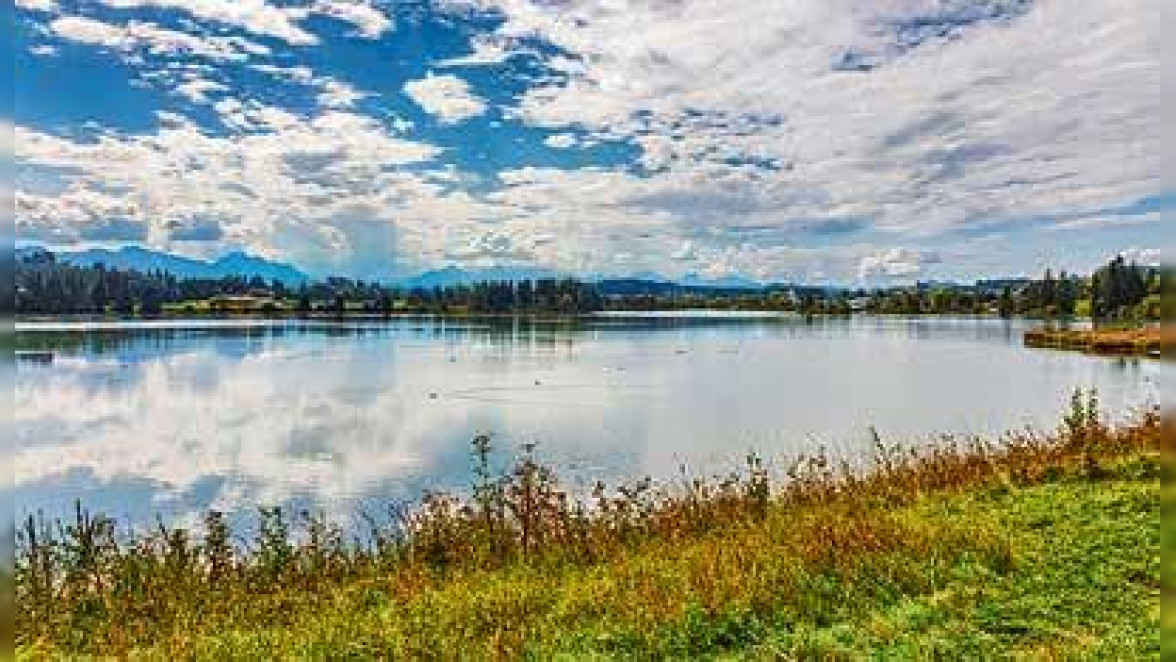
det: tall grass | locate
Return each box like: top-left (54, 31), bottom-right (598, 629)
top-left (1024, 325), bottom-right (1167, 356)
top-left (15, 391), bottom-right (1161, 657)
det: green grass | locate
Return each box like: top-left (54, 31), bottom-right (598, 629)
top-left (734, 460), bottom-right (1159, 660)
top-left (141, 459), bottom-right (1156, 661)
top-left (16, 395), bottom-right (1161, 660)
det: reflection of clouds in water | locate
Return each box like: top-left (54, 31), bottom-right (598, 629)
top-left (13, 317), bottom-right (1169, 528)
top-left (18, 356), bottom-right (445, 516)
top-left (14, 329), bottom-right (645, 523)
top-left (446, 383), bottom-right (658, 408)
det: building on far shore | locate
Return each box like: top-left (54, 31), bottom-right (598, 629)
top-left (208, 292), bottom-right (289, 314)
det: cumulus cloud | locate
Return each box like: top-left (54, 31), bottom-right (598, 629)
top-left (404, 74), bottom-right (488, 124)
top-left (543, 133), bottom-right (579, 149)
top-left (671, 241), bottom-right (696, 261)
top-left (1047, 210), bottom-right (1164, 232)
top-left (1118, 247), bottom-right (1162, 267)
top-left (446, 232), bottom-right (537, 264)
top-left (90, 0), bottom-right (392, 45)
top-left (444, 0), bottom-right (1160, 241)
top-left (49, 16), bottom-right (271, 62)
top-left (165, 215), bottom-right (226, 242)
top-left (96, 0), bottom-right (319, 45)
top-left (15, 0), bottom-right (1166, 282)
top-left (250, 64), bottom-right (318, 85)
top-left (17, 188), bottom-right (147, 243)
top-left (436, 35), bottom-right (514, 67)
top-left (249, 64), bottom-right (370, 111)
top-left (317, 80), bottom-right (367, 109)
top-left (856, 248), bottom-right (940, 282)
top-left (15, 0), bottom-right (58, 12)
top-left (15, 111), bottom-right (443, 272)
top-left (174, 79), bottom-right (229, 104)
top-left (312, 0), bottom-right (393, 39)
top-left (79, 217), bottom-right (150, 242)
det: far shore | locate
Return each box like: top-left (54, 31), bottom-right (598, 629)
top-left (1024, 325), bottom-right (1167, 357)
top-left (12, 309), bottom-right (1112, 325)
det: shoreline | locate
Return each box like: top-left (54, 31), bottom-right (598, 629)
top-left (1024, 325), bottom-right (1167, 357)
top-left (15, 399), bottom-right (1162, 658)
top-left (12, 309), bottom-right (1113, 327)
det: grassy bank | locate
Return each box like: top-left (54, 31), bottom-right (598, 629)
top-left (16, 393), bottom-right (1161, 659)
top-left (1024, 325), bottom-right (1167, 357)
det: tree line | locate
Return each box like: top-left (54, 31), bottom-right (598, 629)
top-left (606, 256), bottom-right (1161, 321)
top-left (15, 248), bottom-right (1162, 321)
top-left (15, 250), bottom-right (604, 316)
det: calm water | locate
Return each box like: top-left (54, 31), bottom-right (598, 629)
top-left (10, 314), bottom-right (1167, 529)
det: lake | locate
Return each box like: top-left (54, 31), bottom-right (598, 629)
top-left (10, 314), bottom-right (1167, 530)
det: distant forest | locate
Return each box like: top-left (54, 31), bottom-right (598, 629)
top-left (14, 248), bottom-right (1164, 321)
top-left (15, 248), bottom-right (604, 316)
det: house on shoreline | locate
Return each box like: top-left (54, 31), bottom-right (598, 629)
top-left (208, 291), bottom-right (290, 314)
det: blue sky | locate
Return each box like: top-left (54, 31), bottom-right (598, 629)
top-left (6, 0), bottom-right (1168, 283)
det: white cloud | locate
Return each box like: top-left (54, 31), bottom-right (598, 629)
top-left (16, 188), bottom-right (147, 243)
top-left (312, 0), bottom-right (393, 39)
top-left (404, 74), bottom-right (488, 124)
top-left (15, 0), bottom-right (58, 12)
top-left (97, 0), bottom-right (318, 45)
top-left (250, 64), bottom-right (318, 85)
top-left (856, 248), bottom-right (937, 282)
top-left (1047, 210), bottom-right (1163, 232)
top-left (250, 64), bottom-right (370, 111)
top-left (15, 111), bottom-right (444, 274)
top-left (671, 241), bottom-right (696, 261)
top-left (447, 232), bottom-right (537, 264)
top-left (174, 79), bottom-right (229, 104)
top-left (1119, 247), bottom-right (1162, 267)
top-left (49, 16), bottom-right (271, 62)
top-left (16, 1), bottom-right (1166, 282)
top-left (48, 16), bottom-right (126, 45)
top-left (436, 35), bottom-right (514, 66)
top-left (317, 80), bottom-right (367, 109)
top-left (94, 0), bottom-right (392, 45)
top-left (13, 352), bottom-right (467, 518)
top-left (543, 133), bottom-right (579, 149)
top-left (444, 0), bottom-right (1161, 244)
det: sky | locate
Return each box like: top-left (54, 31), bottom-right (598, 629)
top-left (5, 0), bottom-right (1169, 284)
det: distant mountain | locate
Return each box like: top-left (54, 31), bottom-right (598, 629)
top-left (974, 277), bottom-right (1033, 294)
top-left (15, 245), bottom-right (54, 265)
top-left (51, 246), bottom-right (309, 285)
top-left (596, 278), bottom-right (778, 297)
top-left (678, 273), bottom-right (766, 289)
top-left (595, 278), bottom-right (693, 297)
top-left (397, 265), bottom-right (563, 289)
top-left (398, 267), bottom-right (781, 293)
top-left (209, 251), bottom-right (308, 285)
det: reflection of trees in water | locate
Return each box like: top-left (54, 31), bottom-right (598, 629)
top-left (14, 315), bottom-right (819, 361)
top-left (18, 324), bottom-right (318, 358)
top-left (14, 314), bottom-right (1094, 379)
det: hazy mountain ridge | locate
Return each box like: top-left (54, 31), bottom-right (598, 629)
top-left (17, 245), bottom-right (1008, 293)
top-left (19, 245), bottom-right (784, 291)
top-left (30, 246), bottom-right (310, 285)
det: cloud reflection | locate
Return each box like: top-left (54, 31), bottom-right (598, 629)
top-left (13, 317), bottom-right (1166, 528)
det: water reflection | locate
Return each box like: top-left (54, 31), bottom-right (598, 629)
top-left (12, 315), bottom-right (1166, 530)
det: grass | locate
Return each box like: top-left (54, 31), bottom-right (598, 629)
top-left (15, 391), bottom-right (1162, 660)
top-left (1024, 325), bottom-right (1168, 357)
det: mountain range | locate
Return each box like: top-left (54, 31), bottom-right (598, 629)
top-left (34, 246), bottom-right (310, 286)
top-left (398, 265), bottom-right (563, 289)
top-left (17, 245), bottom-right (811, 292)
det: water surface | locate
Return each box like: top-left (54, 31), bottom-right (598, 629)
top-left (12, 314), bottom-right (1165, 528)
